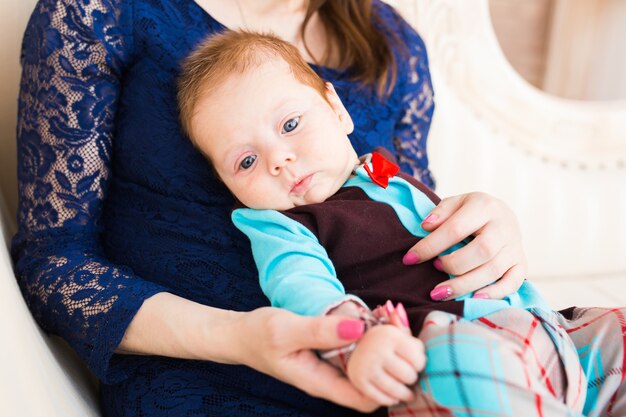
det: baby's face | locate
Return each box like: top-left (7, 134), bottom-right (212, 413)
top-left (191, 59), bottom-right (359, 210)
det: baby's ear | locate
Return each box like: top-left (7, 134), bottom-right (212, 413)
top-left (325, 82), bottom-right (354, 134)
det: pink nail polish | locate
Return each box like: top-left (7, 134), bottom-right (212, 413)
top-left (430, 286), bottom-right (452, 301)
top-left (395, 302), bottom-right (410, 327)
top-left (402, 252), bottom-right (420, 265)
top-left (422, 214), bottom-right (439, 224)
top-left (385, 300), bottom-right (395, 316)
top-left (473, 293), bottom-right (490, 299)
top-left (433, 259), bottom-right (444, 271)
top-left (337, 319), bottom-right (365, 340)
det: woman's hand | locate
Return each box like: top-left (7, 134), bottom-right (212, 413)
top-left (227, 307), bottom-right (380, 413)
top-left (403, 192), bottom-right (527, 300)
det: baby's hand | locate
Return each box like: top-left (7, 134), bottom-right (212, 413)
top-left (347, 324), bottom-right (425, 406)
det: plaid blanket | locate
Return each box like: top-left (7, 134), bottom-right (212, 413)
top-left (323, 307), bottom-right (626, 417)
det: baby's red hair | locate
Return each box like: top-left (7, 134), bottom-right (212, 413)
top-left (178, 30), bottom-right (328, 146)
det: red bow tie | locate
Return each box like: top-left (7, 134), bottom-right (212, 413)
top-left (363, 151), bottom-right (399, 188)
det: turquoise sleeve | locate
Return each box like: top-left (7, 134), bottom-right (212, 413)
top-left (232, 208), bottom-right (349, 316)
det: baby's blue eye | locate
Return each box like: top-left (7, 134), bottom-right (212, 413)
top-left (239, 155), bottom-right (257, 170)
top-left (282, 117), bottom-right (300, 133)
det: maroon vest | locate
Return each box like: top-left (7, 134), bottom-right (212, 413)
top-left (281, 172), bottom-right (464, 334)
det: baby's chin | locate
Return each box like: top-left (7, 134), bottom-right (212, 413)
top-left (291, 184), bottom-right (341, 208)
top-left (242, 184), bottom-right (340, 210)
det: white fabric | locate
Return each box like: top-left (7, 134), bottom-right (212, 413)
top-left (0, 193), bottom-right (99, 416)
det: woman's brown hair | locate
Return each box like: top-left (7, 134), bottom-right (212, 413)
top-left (303, 0), bottom-right (402, 97)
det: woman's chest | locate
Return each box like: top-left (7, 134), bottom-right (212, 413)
top-left (113, 0), bottom-right (401, 198)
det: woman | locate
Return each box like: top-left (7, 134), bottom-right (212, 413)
top-left (13, 0), bottom-right (527, 415)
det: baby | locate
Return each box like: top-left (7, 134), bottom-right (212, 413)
top-left (177, 31), bottom-right (585, 415)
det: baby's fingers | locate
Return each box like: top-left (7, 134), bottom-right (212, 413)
top-left (384, 356), bottom-right (418, 386)
top-left (371, 372), bottom-right (415, 404)
top-left (356, 376), bottom-right (403, 406)
top-left (396, 337), bottom-right (426, 372)
top-left (390, 303), bottom-right (411, 334)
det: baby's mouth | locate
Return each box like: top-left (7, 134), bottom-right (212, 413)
top-left (290, 173), bottom-right (314, 195)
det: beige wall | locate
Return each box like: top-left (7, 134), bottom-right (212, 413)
top-left (0, 0), bottom-right (37, 224)
top-left (490, 0), bottom-right (626, 101)
top-left (543, 0), bottom-right (626, 100)
top-left (489, 0), bottom-right (553, 90)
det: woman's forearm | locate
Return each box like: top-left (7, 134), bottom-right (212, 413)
top-left (116, 292), bottom-right (243, 364)
top-left (118, 292), bottom-right (378, 411)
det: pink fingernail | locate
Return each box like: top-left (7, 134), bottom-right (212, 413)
top-left (402, 252), bottom-right (420, 265)
top-left (430, 286), bottom-right (452, 301)
top-left (473, 293), bottom-right (490, 299)
top-left (385, 300), bottom-right (395, 316)
top-left (337, 319), bottom-right (365, 340)
top-left (422, 214), bottom-right (439, 224)
top-left (396, 302), bottom-right (410, 327)
top-left (433, 259), bottom-right (444, 271)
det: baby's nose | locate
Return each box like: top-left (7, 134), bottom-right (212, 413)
top-left (269, 150), bottom-right (296, 174)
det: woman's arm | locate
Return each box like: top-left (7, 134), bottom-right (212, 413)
top-left (12, 0), bottom-right (171, 382)
top-left (385, 6), bottom-right (436, 189)
top-left (120, 292), bottom-right (378, 412)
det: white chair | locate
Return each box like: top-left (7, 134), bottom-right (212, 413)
top-left (1, 0), bottom-right (625, 415)
top-left (0, 193), bottom-right (99, 416)
top-left (390, 0), bottom-right (626, 308)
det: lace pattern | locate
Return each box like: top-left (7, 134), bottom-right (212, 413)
top-left (19, 0), bottom-right (123, 232)
top-left (393, 27), bottom-right (436, 189)
top-left (13, 0), bottom-right (165, 381)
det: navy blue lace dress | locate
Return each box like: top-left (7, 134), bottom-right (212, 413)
top-left (12, 0), bottom-right (434, 415)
